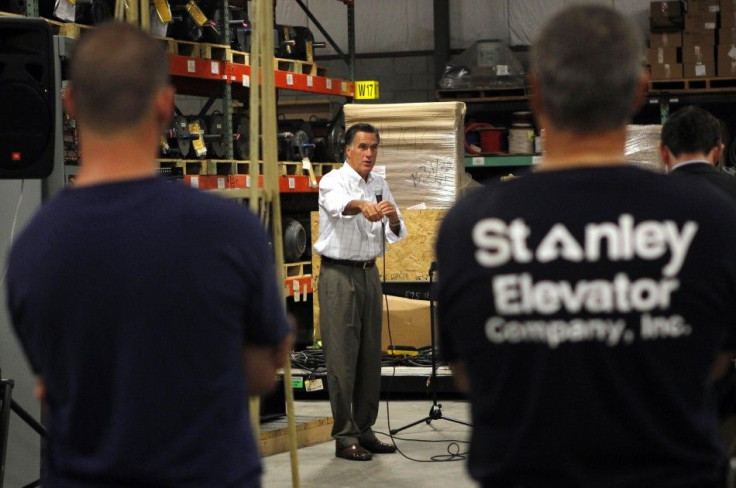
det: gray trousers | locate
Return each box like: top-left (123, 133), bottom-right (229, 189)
top-left (318, 262), bottom-right (383, 447)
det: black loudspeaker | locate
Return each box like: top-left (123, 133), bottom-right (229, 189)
top-left (0, 17), bottom-right (55, 179)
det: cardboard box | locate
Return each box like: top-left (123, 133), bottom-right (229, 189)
top-left (681, 43), bottom-right (715, 63)
top-left (689, 0), bottom-right (721, 13)
top-left (650, 31), bottom-right (683, 47)
top-left (718, 44), bottom-right (736, 76)
top-left (723, 10), bottom-right (736, 27)
top-left (650, 1), bottom-right (686, 31)
top-left (723, 0), bottom-right (736, 12)
top-left (650, 62), bottom-right (683, 79)
top-left (650, 1), bottom-right (686, 18)
top-left (720, 27), bottom-right (736, 44)
top-left (381, 296), bottom-right (432, 352)
top-left (683, 29), bottom-right (717, 46)
top-left (684, 12), bottom-right (718, 30)
top-left (684, 61), bottom-right (716, 77)
top-left (646, 46), bottom-right (679, 64)
top-left (718, 57), bottom-right (736, 76)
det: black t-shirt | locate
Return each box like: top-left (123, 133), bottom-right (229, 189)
top-left (6, 177), bottom-right (289, 487)
top-left (436, 165), bottom-right (736, 487)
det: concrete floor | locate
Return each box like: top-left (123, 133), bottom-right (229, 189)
top-left (261, 398), bottom-right (477, 488)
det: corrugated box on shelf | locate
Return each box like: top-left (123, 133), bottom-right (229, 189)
top-left (650, 1), bottom-right (686, 31)
top-left (380, 296), bottom-right (432, 352)
top-left (719, 27), bottom-right (736, 44)
top-left (646, 46), bottom-right (679, 64)
top-left (681, 43), bottom-right (715, 63)
top-left (723, 10), bottom-right (736, 27)
top-left (718, 44), bottom-right (736, 76)
top-left (684, 61), bottom-right (716, 77)
top-left (684, 11), bottom-right (718, 30)
top-left (650, 31), bottom-right (683, 47)
top-left (683, 29), bottom-right (717, 46)
top-left (689, 0), bottom-right (721, 13)
top-left (650, 62), bottom-right (683, 79)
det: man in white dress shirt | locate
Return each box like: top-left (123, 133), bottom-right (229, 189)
top-left (314, 122), bottom-right (407, 461)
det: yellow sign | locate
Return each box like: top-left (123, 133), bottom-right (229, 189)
top-left (355, 81), bottom-right (380, 100)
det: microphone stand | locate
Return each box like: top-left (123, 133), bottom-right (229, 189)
top-left (389, 261), bottom-right (471, 435)
top-left (0, 369), bottom-right (46, 488)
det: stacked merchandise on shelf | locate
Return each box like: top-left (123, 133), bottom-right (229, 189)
top-left (647, 0), bottom-right (736, 80)
top-left (720, 0), bottom-right (736, 75)
top-left (344, 102), bottom-right (472, 209)
top-left (626, 125), bottom-right (665, 172)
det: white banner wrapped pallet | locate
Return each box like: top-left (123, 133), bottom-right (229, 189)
top-left (344, 102), bottom-right (470, 208)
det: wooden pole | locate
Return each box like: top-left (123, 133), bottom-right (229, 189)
top-left (253, 1), bottom-right (300, 487)
top-left (258, 1), bottom-right (300, 487)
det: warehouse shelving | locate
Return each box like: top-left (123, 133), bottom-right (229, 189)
top-left (441, 80), bottom-right (736, 176)
top-left (30, 12), bottom-right (354, 310)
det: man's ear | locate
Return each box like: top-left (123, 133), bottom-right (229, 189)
top-left (631, 71), bottom-right (650, 117)
top-left (62, 84), bottom-right (76, 117)
top-left (155, 85), bottom-right (175, 131)
top-left (528, 73), bottom-right (545, 129)
top-left (711, 142), bottom-right (725, 166)
top-left (659, 142), bottom-right (673, 171)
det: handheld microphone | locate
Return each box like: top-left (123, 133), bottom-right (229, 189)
top-left (374, 187), bottom-right (383, 203)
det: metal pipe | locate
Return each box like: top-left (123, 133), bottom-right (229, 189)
top-left (293, 0), bottom-right (350, 67)
top-left (433, 0), bottom-right (450, 89)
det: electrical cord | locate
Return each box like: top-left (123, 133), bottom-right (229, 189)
top-left (377, 201), bottom-right (472, 464)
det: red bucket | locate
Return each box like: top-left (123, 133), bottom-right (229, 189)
top-left (479, 127), bottom-right (504, 153)
top-left (465, 122), bottom-right (504, 154)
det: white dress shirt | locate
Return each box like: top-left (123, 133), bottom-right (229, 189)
top-left (314, 162), bottom-right (407, 260)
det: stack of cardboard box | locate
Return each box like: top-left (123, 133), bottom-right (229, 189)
top-left (647, 0), bottom-right (736, 80)
top-left (719, 0), bottom-right (736, 76)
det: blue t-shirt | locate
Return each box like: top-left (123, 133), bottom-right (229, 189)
top-left (436, 165), bottom-right (736, 487)
top-left (6, 176), bottom-right (289, 487)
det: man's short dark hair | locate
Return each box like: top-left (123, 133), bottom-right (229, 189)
top-left (345, 123), bottom-right (380, 147)
top-left (530, 5), bottom-right (644, 133)
top-left (69, 22), bottom-right (170, 132)
top-left (661, 105), bottom-right (722, 157)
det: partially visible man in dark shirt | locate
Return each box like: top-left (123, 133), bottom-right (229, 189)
top-left (5, 22), bottom-right (292, 487)
top-left (661, 104), bottom-right (736, 424)
top-left (660, 105), bottom-right (736, 198)
top-left (436, 6), bottom-right (736, 488)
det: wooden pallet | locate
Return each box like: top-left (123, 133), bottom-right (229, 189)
top-left (260, 415), bottom-right (333, 456)
top-left (280, 161), bottom-right (337, 176)
top-left (284, 261), bottom-right (312, 278)
top-left (274, 57), bottom-right (327, 77)
top-left (649, 76), bottom-right (736, 92)
top-left (227, 49), bottom-right (249, 65)
top-left (0, 10), bottom-right (24, 17)
top-left (154, 37), bottom-right (230, 61)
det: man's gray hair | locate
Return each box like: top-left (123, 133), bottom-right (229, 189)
top-left (530, 5), bottom-right (644, 133)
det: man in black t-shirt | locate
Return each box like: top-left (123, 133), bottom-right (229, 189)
top-left (436, 5), bottom-right (736, 488)
top-left (6, 23), bottom-right (292, 487)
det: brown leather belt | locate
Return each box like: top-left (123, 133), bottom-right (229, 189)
top-left (321, 255), bottom-right (375, 269)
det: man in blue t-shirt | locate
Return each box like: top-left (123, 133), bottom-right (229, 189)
top-left (5, 22), bottom-right (292, 487)
top-left (437, 6), bottom-right (736, 488)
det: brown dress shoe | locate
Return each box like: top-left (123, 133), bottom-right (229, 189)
top-left (335, 443), bottom-right (373, 461)
top-left (359, 438), bottom-right (397, 454)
